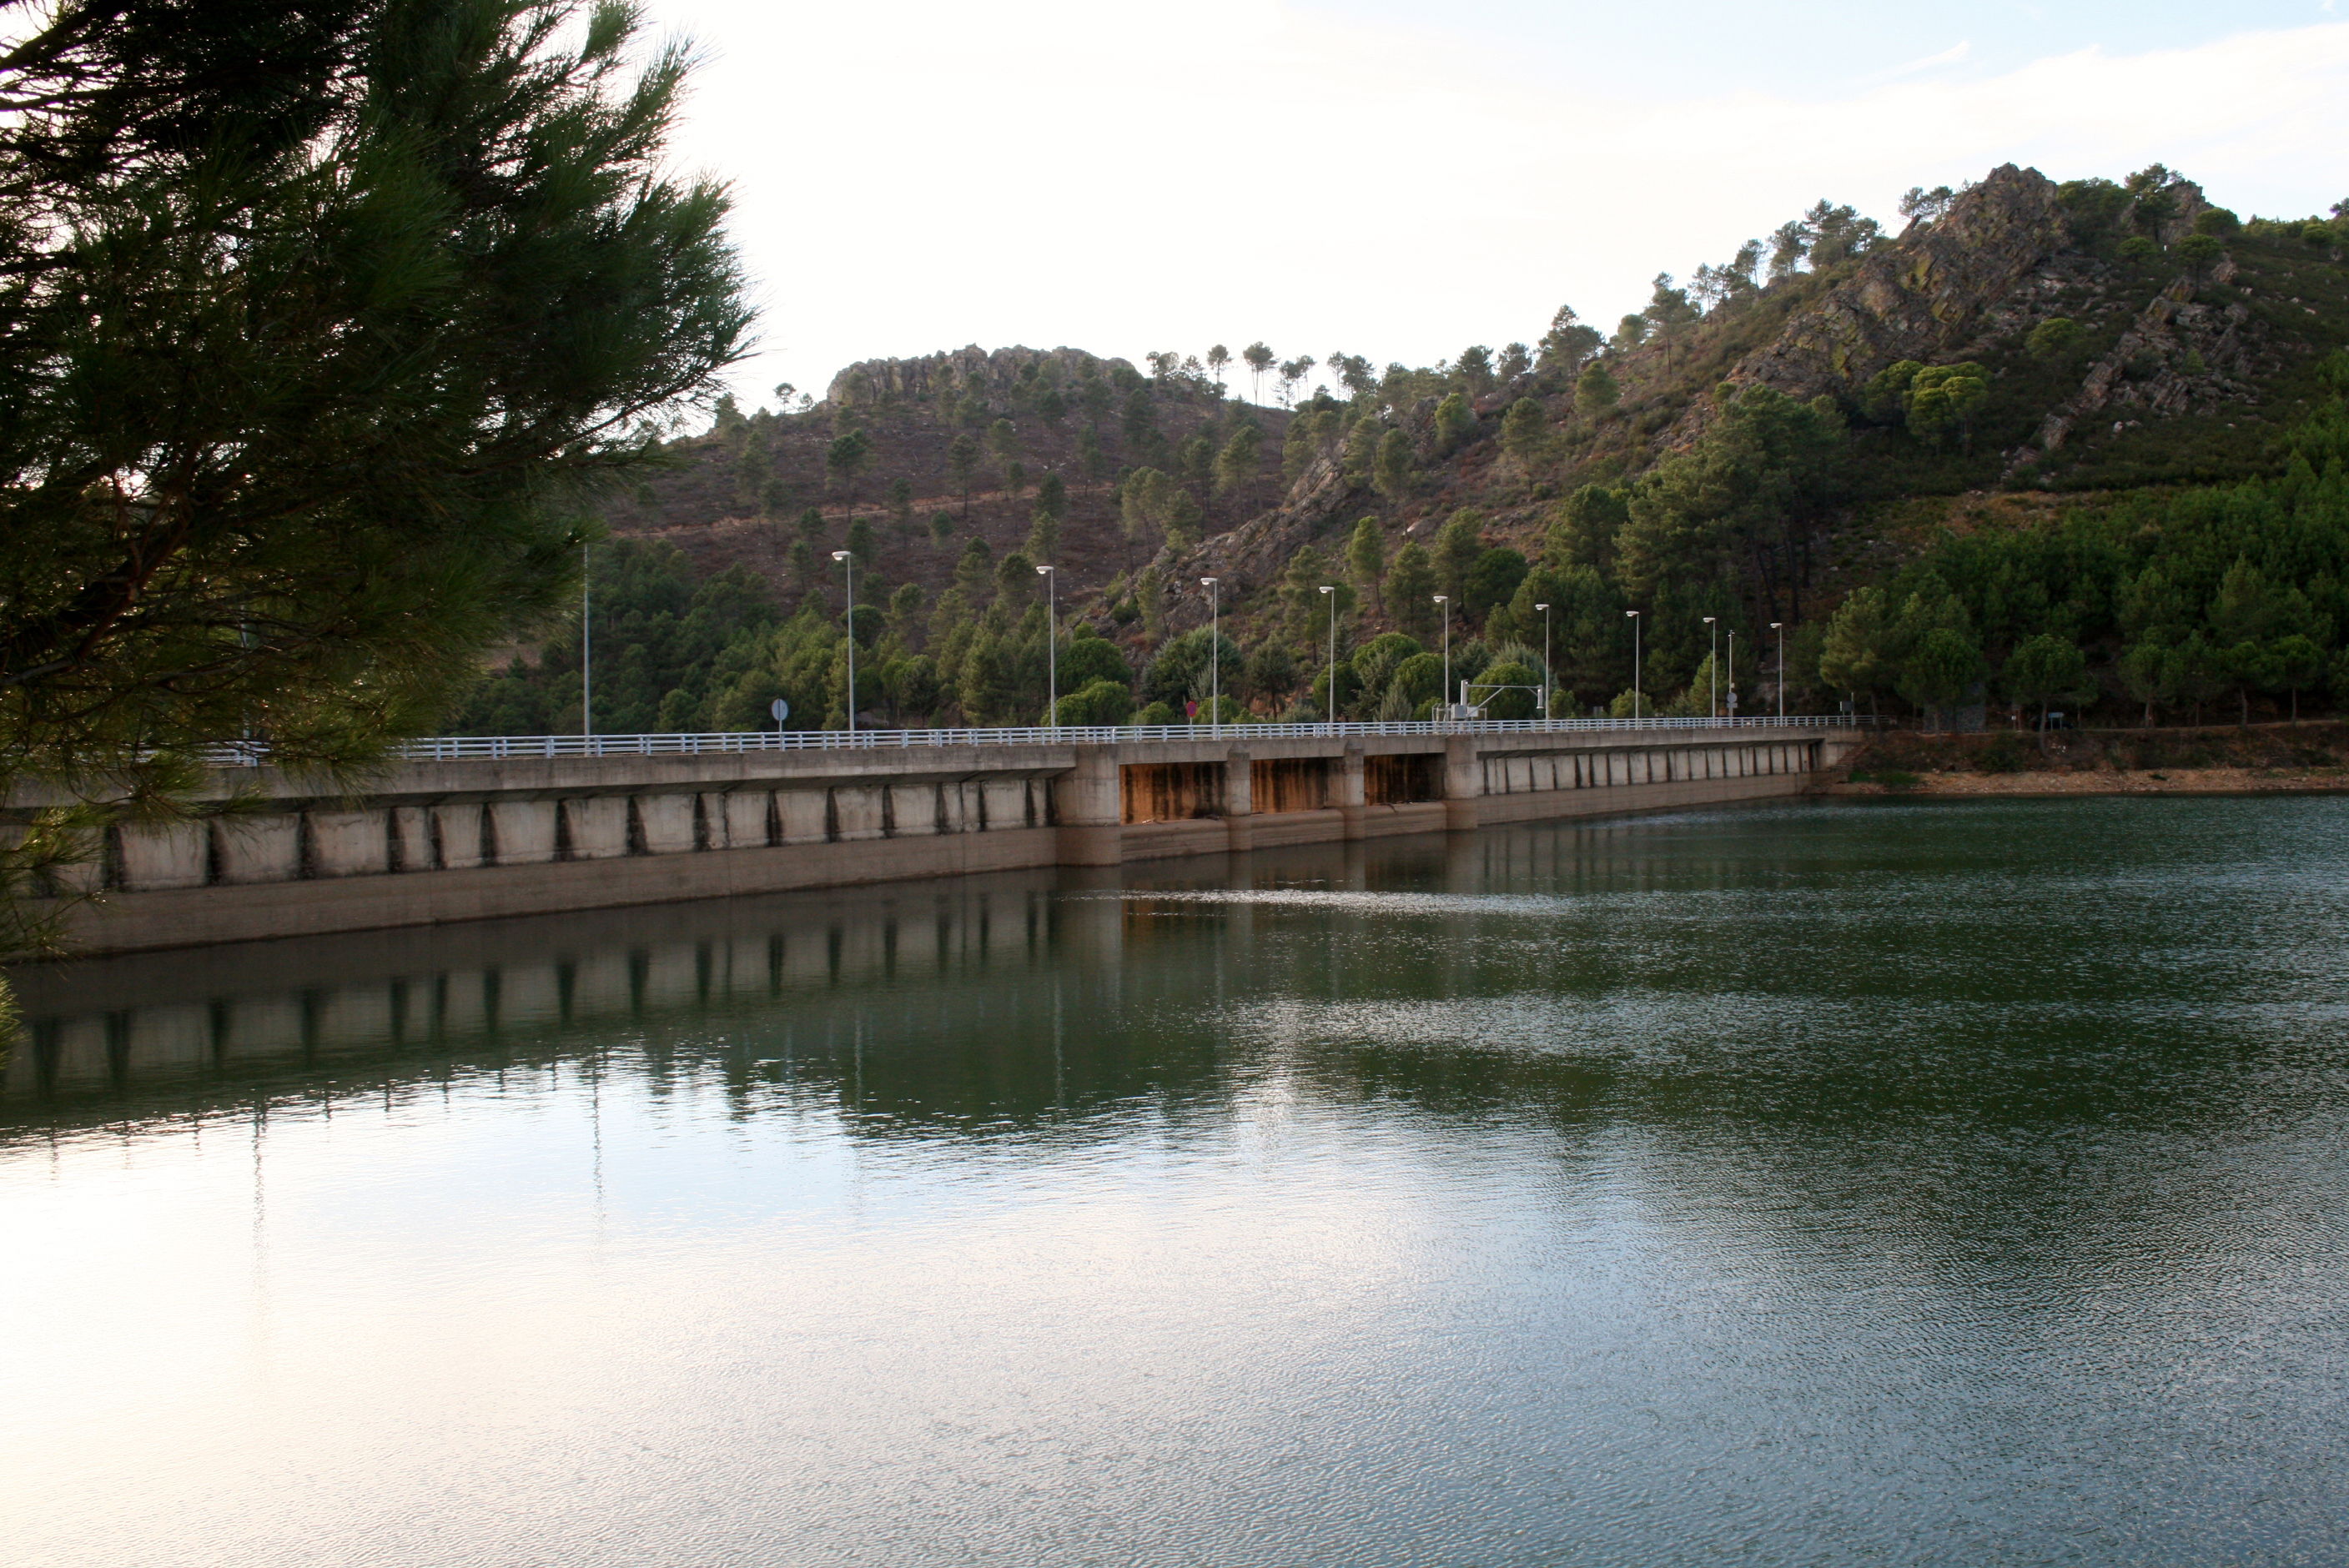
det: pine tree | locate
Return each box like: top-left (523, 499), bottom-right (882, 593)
top-left (1373, 429), bottom-right (1413, 499)
top-left (1205, 344), bottom-right (1232, 395)
top-left (1575, 363), bottom-right (1619, 419)
top-left (987, 417), bottom-right (1021, 484)
top-left (825, 427), bottom-right (873, 518)
top-left (1500, 398), bottom-right (1550, 469)
top-left (1075, 425), bottom-right (1107, 480)
top-left (1434, 392), bottom-right (1476, 453)
top-left (11, 0), bottom-right (813, 787)
top-left (1346, 519), bottom-right (1386, 607)
top-left (1243, 341), bottom-right (1275, 402)
top-left (947, 433), bottom-right (980, 518)
top-left (1382, 544), bottom-right (1438, 638)
top-left (1213, 425), bottom-right (1264, 498)
top-left (1434, 511), bottom-right (1484, 599)
top-left (1537, 306), bottom-right (1602, 379)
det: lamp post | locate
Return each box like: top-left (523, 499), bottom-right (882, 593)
top-left (1318, 585), bottom-right (1337, 730)
top-left (1434, 594), bottom-right (1450, 727)
top-left (1536, 601), bottom-right (1552, 728)
top-left (1626, 609), bottom-right (1642, 721)
top-left (581, 541), bottom-right (592, 742)
top-left (1770, 622), bottom-right (1784, 719)
top-left (1037, 563), bottom-right (1057, 728)
top-left (1727, 629), bottom-right (1737, 720)
top-left (831, 550), bottom-right (856, 735)
top-left (1703, 615), bottom-right (1718, 721)
top-left (1201, 576), bottom-right (1220, 736)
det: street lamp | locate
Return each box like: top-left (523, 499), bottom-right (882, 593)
top-left (1727, 629), bottom-right (1737, 720)
top-left (1434, 594), bottom-right (1450, 726)
top-left (581, 541), bottom-right (593, 742)
top-left (1201, 576), bottom-right (1220, 736)
top-left (1037, 563), bottom-right (1057, 728)
top-left (1535, 601), bottom-right (1552, 728)
top-left (1626, 609), bottom-right (1642, 721)
top-left (831, 550), bottom-right (856, 735)
top-left (1770, 621), bottom-right (1785, 719)
top-left (1318, 585), bottom-right (1337, 730)
top-left (1703, 615), bottom-right (1718, 721)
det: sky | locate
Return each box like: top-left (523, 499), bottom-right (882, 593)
top-left (638, 0), bottom-right (2349, 411)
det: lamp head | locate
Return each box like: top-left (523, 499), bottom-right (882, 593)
top-left (1534, 602), bottom-right (1549, 612)
top-left (830, 550), bottom-right (850, 562)
top-left (1433, 594), bottom-right (1446, 604)
top-left (1200, 575), bottom-right (1216, 587)
top-left (1626, 609), bottom-right (1639, 619)
top-left (1770, 621), bottom-right (1783, 630)
top-left (1703, 616), bottom-right (1716, 625)
top-left (1318, 585), bottom-right (1334, 595)
top-left (1036, 563), bottom-right (1052, 575)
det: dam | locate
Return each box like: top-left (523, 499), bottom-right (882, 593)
top-left (33, 718), bottom-right (1863, 954)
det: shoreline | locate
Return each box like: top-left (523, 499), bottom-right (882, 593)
top-left (1824, 766), bottom-right (2349, 797)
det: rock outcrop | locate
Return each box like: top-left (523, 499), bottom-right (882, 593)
top-left (2013, 280), bottom-right (2261, 469)
top-left (1731, 164), bottom-right (2077, 399)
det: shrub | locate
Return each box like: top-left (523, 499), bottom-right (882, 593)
top-left (1052, 679), bottom-right (1134, 727)
top-left (1978, 735), bottom-right (2027, 774)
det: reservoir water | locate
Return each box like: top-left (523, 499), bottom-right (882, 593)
top-left (7, 797), bottom-right (2348, 1566)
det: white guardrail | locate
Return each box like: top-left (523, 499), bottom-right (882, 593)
top-left (202, 715), bottom-right (1868, 766)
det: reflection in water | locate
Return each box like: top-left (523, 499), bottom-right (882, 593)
top-left (6, 798), bottom-right (2349, 1567)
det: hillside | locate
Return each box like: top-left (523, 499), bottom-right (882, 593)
top-left (457, 163), bottom-right (2349, 736)
top-left (600, 344), bottom-right (1290, 616)
top-left (1177, 166), bottom-right (2346, 612)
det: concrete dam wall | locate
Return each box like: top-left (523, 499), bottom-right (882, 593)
top-left (31, 725), bottom-right (1859, 954)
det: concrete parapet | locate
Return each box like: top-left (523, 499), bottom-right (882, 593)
top-left (887, 785), bottom-right (936, 839)
top-left (1336, 744), bottom-right (1367, 842)
top-left (214, 815), bottom-right (301, 884)
top-left (486, 800), bottom-right (559, 866)
top-left (1223, 748), bottom-right (1254, 853)
top-left (115, 821), bottom-right (209, 892)
top-left (718, 790), bottom-right (770, 849)
top-left (778, 789), bottom-right (828, 845)
top-left (309, 810), bottom-right (390, 877)
top-left (832, 786), bottom-right (885, 842)
top-left (434, 804), bottom-right (487, 870)
top-left (634, 793), bottom-right (697, 855)
top-left (561, 797), bottom-right (630, 860)
top-left (1442, 735), bottom-right (1481, 832)
top-left (389, 807), bottom-right (433, 872)
top-left (1054, 745), bottom-right (1122, 867)
top-left (979, 779), bottom-right (1029, 832)
top-left (34, 723), bottom-right (1849, 952)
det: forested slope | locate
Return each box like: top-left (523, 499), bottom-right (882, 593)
top-left (456, 163), bottom-right (2349, 735)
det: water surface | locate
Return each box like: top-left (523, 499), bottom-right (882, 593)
top-left (8, 797), bottom-right (2348, 1566)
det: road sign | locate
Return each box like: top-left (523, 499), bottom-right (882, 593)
top-left (769, 698), bottom-right (790, 725)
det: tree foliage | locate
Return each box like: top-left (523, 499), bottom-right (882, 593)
top-left (0, 0), bottom-right (750, 949)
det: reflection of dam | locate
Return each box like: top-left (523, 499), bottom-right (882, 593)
top-left (5, 868), bottom-right (1132, 1107)
top-left (24, 726), bottom-right (1858, 954)
top-left (3, 813), bottom-right (1852, 1118)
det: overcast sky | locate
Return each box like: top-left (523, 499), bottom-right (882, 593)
top-left (640, 0), bottom-right (2349, 410)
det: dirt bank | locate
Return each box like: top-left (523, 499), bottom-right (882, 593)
top-left (1825, 722), bottom-right (2349, 797)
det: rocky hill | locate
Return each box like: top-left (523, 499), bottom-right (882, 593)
top-left (600, 344), bottom-right (1290, 616)
top-left (462, 162), bottom-right (2349, 735)
top-left (1157, 163), bottom-right (2349, 646)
